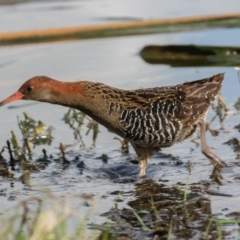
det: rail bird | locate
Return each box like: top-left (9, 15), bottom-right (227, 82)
top-left (0, 73), bottom-right (225, 177)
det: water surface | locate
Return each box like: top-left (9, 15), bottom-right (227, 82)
top-left (0, 1), bottom-right (240, 237)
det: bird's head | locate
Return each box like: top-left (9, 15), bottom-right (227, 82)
top-left (0, 76), bottom-right (55, 107)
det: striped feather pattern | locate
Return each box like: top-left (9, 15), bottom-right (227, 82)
top-left (85, 73), bottom-right (224, 148)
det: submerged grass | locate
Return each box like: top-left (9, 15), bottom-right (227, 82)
top-left (1, 169), bottom-right (240, 239)
top-left (97, 178), bottom-right (240, 239)
top-left (0, 194), bottom-right (102, 240)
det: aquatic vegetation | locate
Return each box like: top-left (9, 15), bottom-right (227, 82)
top-left (17, 112), bottom-right (53, 146)
top-left (0, 194), bottom-right (100, 240)
top-left (63, 108), bottom-right (99, 147)
top-left (93, 179), bottom-right (240, 239)
top-left (140, 45), bottom-right (240, 67)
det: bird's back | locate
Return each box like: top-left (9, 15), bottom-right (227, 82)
top-left (80, 73), bottom-right (224, 148)
top-left (113, 73), bottom-right (224, 147)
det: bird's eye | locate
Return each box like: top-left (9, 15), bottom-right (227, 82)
top-left (26, 86), bottom-right (33, 92)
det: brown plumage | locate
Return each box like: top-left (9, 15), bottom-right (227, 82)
top-left (0, 73), bottom-right (225, 177)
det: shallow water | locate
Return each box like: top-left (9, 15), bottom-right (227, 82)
top-left (0, 0), bottom-right (240, 238)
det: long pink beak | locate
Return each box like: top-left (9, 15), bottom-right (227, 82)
top-left (0, 91), bottom-right (24, 107)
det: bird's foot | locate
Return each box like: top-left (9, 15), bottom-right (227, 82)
top-left (210, 167), bottom-right (223, 185)
top-left (138, 170), bottom-right (147, 179)
top-left (138, 174), bottom-right (147, 179)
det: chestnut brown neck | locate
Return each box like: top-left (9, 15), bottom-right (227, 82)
top-left (41, 79), bottom-right (123, 137)
top-left (45, 80), bottom-right (88, 107)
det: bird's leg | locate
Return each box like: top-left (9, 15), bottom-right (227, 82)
top-left (131, 144), bottom-right (153, 178)
top-left (138, 158), bottom-right (150, 178)
top-left (199, 119), bottom-right (225, 168)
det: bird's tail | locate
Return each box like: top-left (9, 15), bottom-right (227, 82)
top-left (183, 73), bottom-right (224, 86)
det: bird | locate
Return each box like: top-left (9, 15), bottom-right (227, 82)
top-left (0, 73), bottom-right (225, 177)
